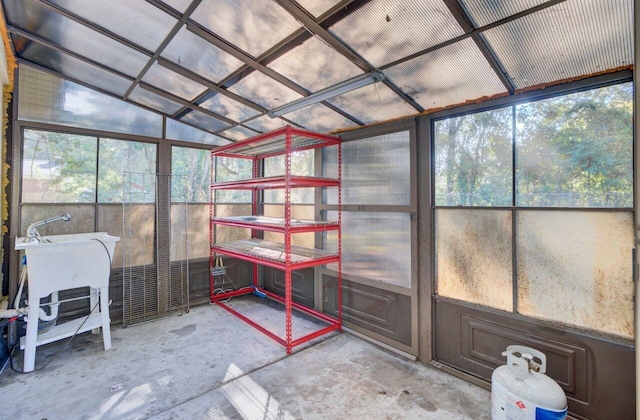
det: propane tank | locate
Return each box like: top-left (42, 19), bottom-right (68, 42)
top-left (491, 345), bottom-right (567, 420)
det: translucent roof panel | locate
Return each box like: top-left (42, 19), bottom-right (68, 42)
top-left (284, 103), bottom-right (357, 133)
top-left (385, 38), bottom-right (507, 111)
top-left (218, 125), bottom-right (260, 142)
top-left (268, 36), bottom-right (364, 92)
top-left (328, 0), bottom-right (464, 67)
top-left (161, 0), bottom-right (192, 13)
top-left (162, 27), bottom-right (244, 83)
top-left (200, 93), bottom-right (261, 122)
top-left (18, 65), bottom-right (162, 138)
top-left (166, 118), bottom-right (229, 145)
top-left (4, 0), bottom-right (149, 78)
top-left (227, 71), bottom-right (302, 109)
top-left (141, 62), bottom-right (207, 101)
top-left (14, 35), bottom-right (132, 97)
top-left (48, 0), bottom-right (177, 52)
top-left (296, 0), bottom-right (343, 18)
top-left (328, 82), bottom-right (416, 124)
top-left (243, 115), bottom-right (288, 133)
top-left (129, 86), bottom-right (183, 115)
top-left (483, 0), bottom-right (633, 90)
top-left (191, 0), bottom-right (301, 58)
top-left (460, 0), bottom-right (548, 27)
top-left (179, 109), bottom-right (231, 133)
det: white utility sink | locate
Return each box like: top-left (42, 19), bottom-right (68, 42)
top-left (15, 232), bottom-right (119, 372)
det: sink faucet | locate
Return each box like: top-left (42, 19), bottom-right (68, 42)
top-left (24, 213), bottom-right (71, 243)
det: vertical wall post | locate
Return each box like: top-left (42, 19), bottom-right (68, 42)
top-left (634, 0), bottom-right (639, 416)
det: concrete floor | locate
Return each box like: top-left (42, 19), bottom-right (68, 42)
top-left (0, 297), bottom-right (490, 419)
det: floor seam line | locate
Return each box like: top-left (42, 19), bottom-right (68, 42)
top-left (143, 332), bottom-right (343, 419)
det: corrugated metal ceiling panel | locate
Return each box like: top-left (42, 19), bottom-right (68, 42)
top-left (4, 0), bottom-right (149, 78)
top-left (483, 0), bottom-right (633, 89)
top-left (268, 35), bottom-right (363, 93)
top-left (384, 38), bottom-right (507, 111)
top-left (460, 0), bottom-right (548, 27)
top-left (191, 0), bottom-right (301, 58)
top-left (48, 0), bottom-right (177, 52)
top-left (161, 27), bottom-right (245, 83)
top-left (328, 82), bottom-right (416, 124)
top-left (284, 103), bottom-right (358, 132)
top-left (14, 34), bottom-right (132, 97)
top-left (328, 0), bottom-right (464, 67)
top-left (227, 70), bottom-right (302, 109)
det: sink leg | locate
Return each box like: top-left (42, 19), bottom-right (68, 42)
top-left (23, 298), bottom-right (40, 372)
top-left (99, 287), bottom-right (111, 351)
top-left (90, 288), bottom-right (99, 334)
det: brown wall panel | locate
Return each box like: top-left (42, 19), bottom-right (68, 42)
top-left (263, 266), bottom-right (314, 307)
top-left (434, 299), bottom-right (635, 419)
top-left (324, 275), bottom-right (411, 346)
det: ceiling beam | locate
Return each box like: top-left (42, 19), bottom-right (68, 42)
top-left (122, 0), bottom-right (202, 99)
top-left (157, 57), bottom-right (266, 112)
top-left (442, 0), bottom-right (515, 94)
top-left (139, 83), bottom-right (236, 125)
top-left (186, 23), bottom-right (309, 97)
top-left (273, 0), bottom-right (371, 71)
top-left (7, 25), bottom-right (135, 82)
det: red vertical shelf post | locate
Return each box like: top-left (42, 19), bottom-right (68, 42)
top-left (284, 125), bottom-right (293, 354)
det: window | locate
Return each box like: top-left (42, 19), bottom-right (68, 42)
top-left (264, 149), bottom-right (314, 204)
top-left (434, 107), bottom-right (512, 206)
top-left (22, 129), bottom-right (97, 203)
top-left (214, 156), bottom-right (252, 203)
top-left (98, 138), bottom-right (157, 203)
top-left (171, 146), bottom-right (211, 203)
top-left (433, 82), bottom-right (633, 208)
top-left (516, 83), bottom-right (633, 207)
top-left (21, 129), bottom-right (158, 204)
top-left (433, 82), bottom-right (634, 339)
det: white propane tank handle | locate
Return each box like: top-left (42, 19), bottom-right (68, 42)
top-left (502, 345), bottom-right (547, 380)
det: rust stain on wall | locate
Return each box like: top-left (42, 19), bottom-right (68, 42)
top-left (517, 211), bottom-right (634, 340)
top-left (435, 209), bottom-right (513, 311)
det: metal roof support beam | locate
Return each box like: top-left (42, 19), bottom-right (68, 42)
top-left (138, 83), bottom-right (236, 126)
top-left (7, 25), bottom-right (135, 82)
top-left (273, 0), bottom-right (371, 71)
top-left (442, 0), bottom-right (515, 94)
top-left (186, 23), bottom-right (309, 97)
top-left (157, 57), bottom-right (266, 112)
top-left (122, 0), bottom-right (202, 99)
top-left (274, 0), bottom-right (423, 112)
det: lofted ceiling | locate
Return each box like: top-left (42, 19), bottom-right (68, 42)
top-left (1, 0), bottom-right (634, 143)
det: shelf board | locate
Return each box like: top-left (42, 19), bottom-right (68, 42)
top-left (212, 125), bottom-right (340, 159)
top-left (211, 175), bottom-right (339, 190)
top-left (211, 215), bottom-right (339, 233)
top-left (211, 239), bottom-right (338, 270)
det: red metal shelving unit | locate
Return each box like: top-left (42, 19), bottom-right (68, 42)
top-left (209, 125), bottom-right (342, 354)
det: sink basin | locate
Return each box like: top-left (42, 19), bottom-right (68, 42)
top-left (15, 232), bottom-right (119, 298)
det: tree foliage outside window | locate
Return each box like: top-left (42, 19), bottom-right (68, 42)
top-left (264, 150), bottom-right (315, 203)
top-left (434, 107), bottom-right (513, 206)
top-left (434, 82), bottom-right (633, 208)
top-left (516, 83), bottom-right (633, 207)
top-left (98, 138), bottom-right (157, 203)
top-left (22, 129), bottom-right (98, 203)
top-left (214, 156), bottom-right (252, 203)
top-left (171, 146), bottom-right (210, 203)
top-left (22, 129), bottom-right (158, 203)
